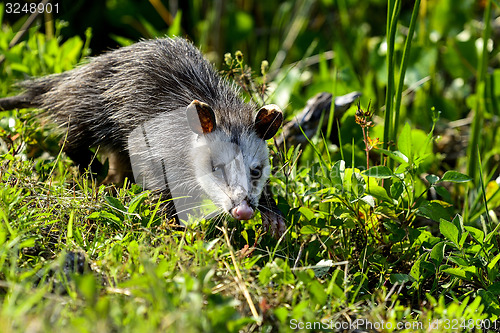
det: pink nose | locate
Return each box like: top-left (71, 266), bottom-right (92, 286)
top-left (231, 200), bottom-right (254, 220)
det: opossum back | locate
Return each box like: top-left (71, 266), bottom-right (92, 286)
top-left (8, 37), bottom-right (255, 152)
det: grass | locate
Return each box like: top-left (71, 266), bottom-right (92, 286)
top-left (1, 1), bottom-right (500, 332)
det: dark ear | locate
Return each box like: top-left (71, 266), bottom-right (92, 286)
top-left (254, 104), bottom-right (283, 140)
top-left (186, 100), bottom-right (216, 134)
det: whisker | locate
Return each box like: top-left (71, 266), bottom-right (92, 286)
top-left (171, 202), bottom-right (218, 216)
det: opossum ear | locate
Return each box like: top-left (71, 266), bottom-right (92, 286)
top-left (186, 100), bottom-right (216, 134)
top-left (255, 104), bottom-right (283, 140)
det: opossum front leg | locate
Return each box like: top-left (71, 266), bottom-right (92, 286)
top-left (258, 185), bottom-right (286, 239)
top-left (64, 145), bottom-right (104, 177)
top-left (101, 150), bottom-right (133, 185)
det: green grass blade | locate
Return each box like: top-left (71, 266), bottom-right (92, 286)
top-left (477, 150), bottom-right (490, 224)
top-left (326, 67), bottom-right (337, 139)
top-left (393, 0), bottom-right (421, 138)
top-left (382, 0), bottom-right (401, 152)
top-left (467, 0), bottom-right (492, 184)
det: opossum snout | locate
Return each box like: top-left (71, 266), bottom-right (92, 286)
top-left (231, 200), bottom-right (254, 220)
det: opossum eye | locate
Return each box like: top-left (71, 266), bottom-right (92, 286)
top-left (250, 166), bottom-right (262, 179)
top-left (212, 163), bottom-right (227, 181)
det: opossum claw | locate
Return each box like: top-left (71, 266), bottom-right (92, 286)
top-left (261, 209), bottom-right (286, 239)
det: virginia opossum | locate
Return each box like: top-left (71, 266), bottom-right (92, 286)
top-left (0, 37), bottom-right (286, 237)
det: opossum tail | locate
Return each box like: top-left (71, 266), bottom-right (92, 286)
top-left (0, 94), bottom-right (36, 110)
top-left (0, 73), bottom-right (68, 111)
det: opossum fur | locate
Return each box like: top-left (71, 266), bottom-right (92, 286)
top-left (0, 37), bottom-right (286, 237)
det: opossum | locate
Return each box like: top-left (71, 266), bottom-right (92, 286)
top-left (0, 37), bottom-right (286, 237)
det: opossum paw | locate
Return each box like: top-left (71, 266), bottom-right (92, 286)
top-left (261, 210), bottom-right (286, 239)
top-left (102, 172), bottom-right (124, 185)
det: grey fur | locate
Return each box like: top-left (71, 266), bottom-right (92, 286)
top-left (14, 38), bottom-right (253, 152)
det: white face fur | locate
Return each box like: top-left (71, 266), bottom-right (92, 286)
top-left (190, 130), bottom-right (271, 214)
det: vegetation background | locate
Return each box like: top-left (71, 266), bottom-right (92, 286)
top-left (1, 0), bottom-right (500, 332)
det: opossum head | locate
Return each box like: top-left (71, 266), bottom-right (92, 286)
top-left (187, 100), bottom-right (282, 220)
